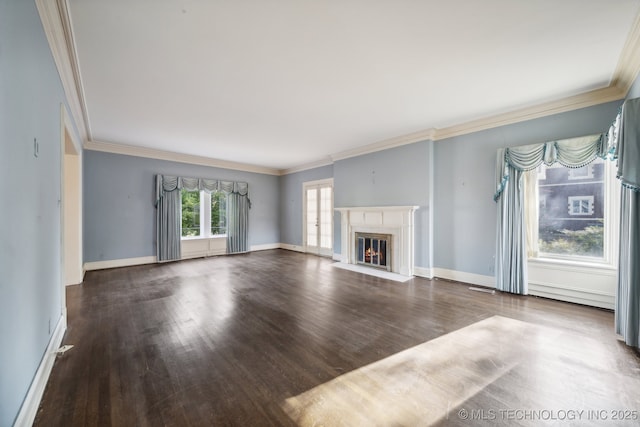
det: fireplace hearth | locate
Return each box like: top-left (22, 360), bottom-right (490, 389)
top-left (355, 232), bottom-right (391, 272)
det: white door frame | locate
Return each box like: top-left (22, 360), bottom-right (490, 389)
top-left (60, 104), bottom-right (83, 292)
top-left (302, 178), bottom-right (334, 257)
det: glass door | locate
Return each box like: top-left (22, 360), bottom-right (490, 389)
top-left (304, 179), bottom-right (333, 257)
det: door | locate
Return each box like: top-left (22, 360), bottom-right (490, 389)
top-left (304, 179), bottom-right (333, 257)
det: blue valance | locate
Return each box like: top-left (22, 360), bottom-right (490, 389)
top-left (494, 133), bottom-right (606, 202)
top-left (155, 175), bottom-right (249, 205)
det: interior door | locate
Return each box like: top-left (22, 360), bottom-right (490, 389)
top-left (304, 180), bottom-right (333, 257)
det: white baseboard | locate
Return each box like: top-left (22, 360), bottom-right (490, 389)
top-left (83, 256), bottom-right (157, 271)
top-left (332, 253), bottom-right (342, 262)
top-left (84, 245), bottom-right (293, 271)
top-left (432, 268), bottom-right (495, 288)
top-left (279, 243), bottom-right (305, 253)
top-left (250, 243), bottom-right (281, 251)
top-left (413, 266), bottom-right (433, 279)
top-left (13, 313), bottom-right (67, 427)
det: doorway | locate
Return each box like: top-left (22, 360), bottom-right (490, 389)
top-left (61, 105), bottom-right (83, 286)
top-left (303, 179), bottom-right (333, 257)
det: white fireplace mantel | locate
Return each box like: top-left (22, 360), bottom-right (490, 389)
top-left (335, 206), bottom-right (419, 277)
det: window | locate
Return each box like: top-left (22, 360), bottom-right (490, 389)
top-left (568, 196), bottom-right (594, 216)
top-left (181, 190), bottom-right (227, 238)
top-left (181, 190), bottom-right (201, 237)
top-left (568, 164), bottom-right (594, 180)
top-left (531, 157), bottom-right (616, 261)
top-left (210, 191), bottom-right (227, 235)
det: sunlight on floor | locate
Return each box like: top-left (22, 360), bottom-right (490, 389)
top-left (283, 316), bottom-right (559, 426)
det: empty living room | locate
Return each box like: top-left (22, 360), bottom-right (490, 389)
top-left (3, 1), bottom-right (640, 426)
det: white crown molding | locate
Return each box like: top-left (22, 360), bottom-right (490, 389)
top-left (433, 85), bottom-right (625, 141)
top-left (41, 0), bottom-right (639, 174)
top-left (280, 157), bottom-right (334, 175)
top-left (330, 128), bottom-right (437, 163)
top-left (36, 0), bottom-right (90, 143)
top-left (612, 8), bottom-right (640, 94)
top-left (85, 140), bottom-right (282, 176)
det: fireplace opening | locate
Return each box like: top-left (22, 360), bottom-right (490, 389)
top-left (355, 233), bottom-right (391, 271)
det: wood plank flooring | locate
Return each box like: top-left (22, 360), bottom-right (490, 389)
top-left (34, 250), bottom-right (640, 426)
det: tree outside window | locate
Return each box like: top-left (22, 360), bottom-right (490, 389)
top-left (181, 190), bottom-right (200, 237)
top-left (211, 191), bottom-right (227, 235)
top-left (181, 189), bottom-right (227, 238)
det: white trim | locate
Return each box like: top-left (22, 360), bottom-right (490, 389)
top-left (413, 266), bottom-right (433, 279)
top-left (285, 83), bottom-right (629, 172)
top-left (82, 246), bottom-right (304, 270)
top-left (280, 243), bottom-right (305, 253)
top-left (281, 157), bottom-right (334, 175)
top-left (332, 252), bottom-right (342, 262)
top-left (434, 86), bottom-right (625, 141)
top-left (61, 105), bottom-right (83, 287)
top-left (303, 179), bottom-right (334, 257)
top-left (330, 128), bottom-right (436, 162)
top-left (567, 164), bottom-right (594, 180)
top-left (432, 268), bottom-right (496, 288)
top-left (335, 206), bottom-right (419, 276)
top-left (181, 236), bottom-right (226, 259)
top-left (35, 0), bottom-right (89, 142)
top-left (528, 258), bottom-right (616, 309)
top-left (528, 281), bottom-right (615, 310)
top-left (85, 140), bottom-right (281, 176)
top-left (36, 0), bottom-right (640, 175)
top-left (250, 243), bottom-right (281, 251)
top-left (331, 263), bottom-right (412, 283)
top-left (302, 178), bottom-right (334, 187)
top-left (84, 256), bottom-right (157, 271)
top-left (567, 195), bottom-right (594, 215)
top-left (13, 314), bottom-right (66, 427)
top-left (612, 8), bottom-right (640, 94)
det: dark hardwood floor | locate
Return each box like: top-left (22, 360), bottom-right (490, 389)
top-left (34, 250), bottom-right (640, 426)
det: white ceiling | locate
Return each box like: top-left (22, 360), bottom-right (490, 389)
top-left (68, 0), bottom-right (640, 171)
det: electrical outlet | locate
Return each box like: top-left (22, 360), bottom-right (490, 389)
top-left (34, 138), bottom-right (39, 158)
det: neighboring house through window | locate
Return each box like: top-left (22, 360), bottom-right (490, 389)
top-left (568, 164), bottom-right (594, 180)
top-left (531, 157), bottom-right (611, 260)
top-left (568, 196), bottom-right (594, 216)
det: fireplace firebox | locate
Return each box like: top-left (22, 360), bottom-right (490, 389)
top-left (355, 232), bottom-right (392, 271)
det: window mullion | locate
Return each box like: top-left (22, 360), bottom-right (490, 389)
top-left (201, 191), bottom-right (212, 238)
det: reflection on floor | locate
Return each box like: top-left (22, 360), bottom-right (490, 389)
top-left (284, 315), bottom-right (639, 427)
top-left (332, 262), bottom-right (412, 282)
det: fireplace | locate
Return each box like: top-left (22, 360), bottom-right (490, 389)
top-left (355, 233), bottom-right (391, 271)
top-left (335, 206), bottom-right (418, 277)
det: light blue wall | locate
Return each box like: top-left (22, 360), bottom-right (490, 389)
top-left (0, 1), bottom-right (75, 425)
top-left (333, 141), bottom-right (433, 269)
top-left (83, 151), bottom-right (280, 262)
top-left (433, 101), bottom-right (622, 277)
top-left (278, 164), bottom-right (334, 247)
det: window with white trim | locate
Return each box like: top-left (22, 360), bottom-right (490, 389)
top-left (568, 164), bottom-right (594, 180)
top-left (568, 196), bottom-right (594, 216)
top-left (528, 157), bottom-right (618, 262)
top-left (181, 190), bottom-right (227, 238)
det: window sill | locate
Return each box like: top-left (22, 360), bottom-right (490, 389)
top-left (528, 256), bottom-right (616, 272)
top-left (181, 235), bottom-right (227, 241)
